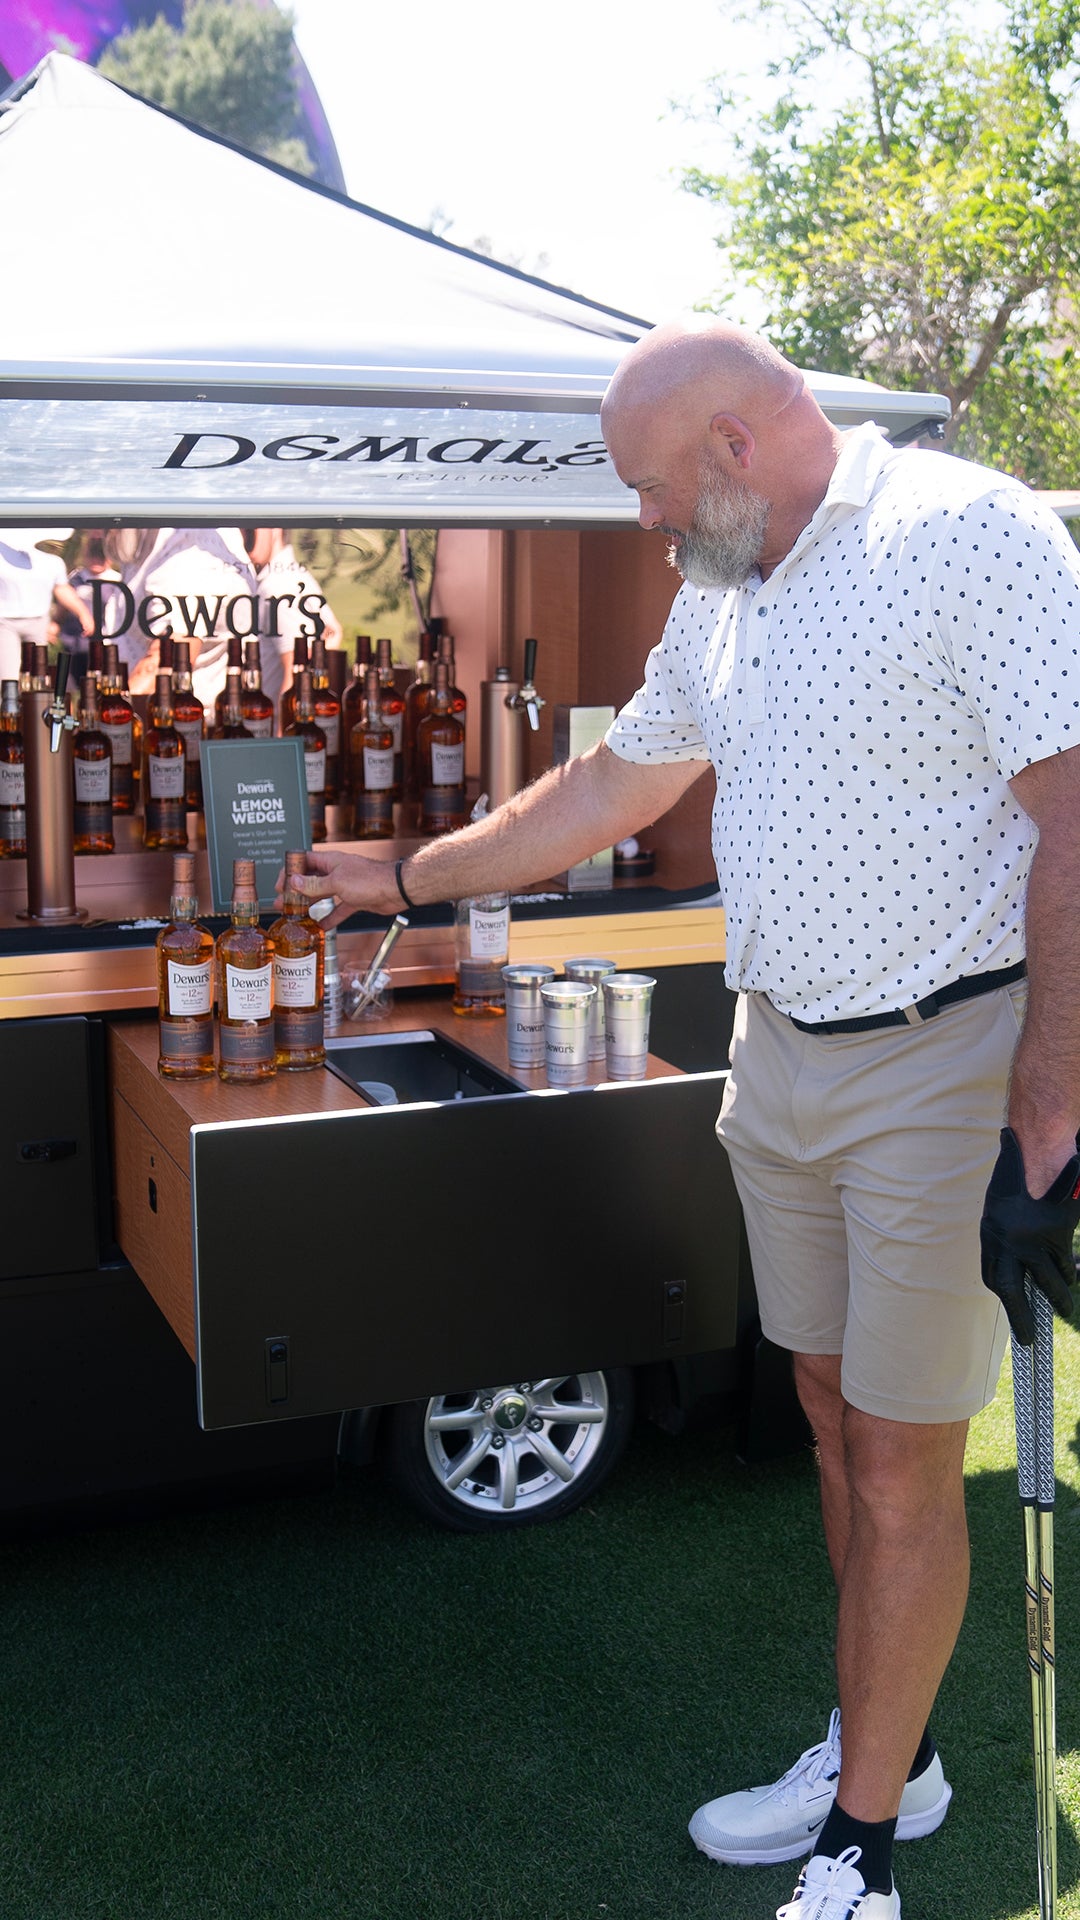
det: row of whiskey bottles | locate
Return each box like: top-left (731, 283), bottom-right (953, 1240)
top-left (158, 850), bottom-right (326, 1081)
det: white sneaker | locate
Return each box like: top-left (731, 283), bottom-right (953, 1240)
top-left (688, 1711), bottom-right (951, 1867)
top-left (776, 1845), bottom-right (900, 1918)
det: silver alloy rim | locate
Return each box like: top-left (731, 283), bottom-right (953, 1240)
top-left (421, 1372), bottom-right (611, 1516)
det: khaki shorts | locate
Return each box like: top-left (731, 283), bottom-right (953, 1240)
top-left (716, 984), bottom-right (1024, 1424)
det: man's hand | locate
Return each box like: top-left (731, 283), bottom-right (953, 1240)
top-left (980, 1127), bottom-right (1080, 1344)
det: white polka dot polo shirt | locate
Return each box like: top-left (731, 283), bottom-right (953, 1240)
top-left (606, 423), bottom-right (1080, 1022)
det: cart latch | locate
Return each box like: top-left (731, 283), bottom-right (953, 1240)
top-left (265, 1335), bottom-right (290, 1405)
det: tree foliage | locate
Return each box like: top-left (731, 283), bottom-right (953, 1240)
top-left (96, 0), bottom-right (313, 177)
top-left (683, 0), bottom-right (1080, 480)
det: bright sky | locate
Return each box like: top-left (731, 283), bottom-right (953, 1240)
top-left (288, 0), bottom-right (774, 323)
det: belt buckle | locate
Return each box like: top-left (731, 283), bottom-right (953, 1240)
top-left (902, 992), bottom-right (939, 1026)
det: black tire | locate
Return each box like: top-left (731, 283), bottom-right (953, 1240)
top-left (382, 1368), bottom-right (636, 1532)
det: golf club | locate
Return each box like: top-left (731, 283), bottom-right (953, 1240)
top-left (1012, 1280), bottom-right (1057, 1920)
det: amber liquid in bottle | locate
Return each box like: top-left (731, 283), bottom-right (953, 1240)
top-left (142, 670), bottom-right (188, 850)
top-left (375, 637), bottom-right (405, 803)
top-left (215, 856), bottom-right (276, 1082)
top-left (340, 634), bottom-right (372, 800)
top-left (285, 668), bottom-right (327, 843)
top-left (99, 642), bottom-right (135, 814)
top-left (0, 679), bottom-right (27, 857)
top-left (157, 851), bottom-right (215, 1077)
top-left (72, 675), bottom-right (115, 854)
top-left (279, 631), bottom-right (310, 736)
top-left (240, 640), bottom-right (275, 739)
top-left (416, 660), bottom-right (467, 834)
top-left (217, 666), bottom-right (252, 739)
top-left (310, 636), bottom-right (342, 801)
top-left (403, 630), bottom-right (434, 804)
top-left (170, 638), bottom-right (205, 811)
top-left (268, 850), bottom-right (325, 1070)
top-left (212, 634), bottom-right (244, 735)
top-left (351, 667), bottom-right (395, 839)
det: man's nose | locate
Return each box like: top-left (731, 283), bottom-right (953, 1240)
top-left (638, 497), bottom-right (664, 531)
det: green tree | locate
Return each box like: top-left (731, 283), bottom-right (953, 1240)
top-left (96, 0), bottom-right (313, 177)
top-left (682, 0), bottom-right (1080, 482)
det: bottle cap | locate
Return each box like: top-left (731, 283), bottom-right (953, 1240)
top-left (173, 852), bottom-right (195, 887)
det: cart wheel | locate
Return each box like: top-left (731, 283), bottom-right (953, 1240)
top-left (382, 1369), bottom-right (635, 1531)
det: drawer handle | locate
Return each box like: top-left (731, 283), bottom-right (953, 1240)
top-left (19, 1138), bottom-right (77, 1163)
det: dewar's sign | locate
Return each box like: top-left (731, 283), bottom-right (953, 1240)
top-left (0, 399), bottom-right (637, 526)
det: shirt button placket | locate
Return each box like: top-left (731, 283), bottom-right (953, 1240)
top-left (747, 601), bottom-right (768, 724)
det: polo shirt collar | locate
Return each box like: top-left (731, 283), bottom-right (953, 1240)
top-left (762, 422), bottom-right (891, 587)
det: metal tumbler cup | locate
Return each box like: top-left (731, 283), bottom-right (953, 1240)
top-left (540, 978), bottom-right (596, 1088)
top-left (501, 962), bottom-right (556, 1069)
top-left (602, 972), bottom-right (656, 1080)
top-left (563, 955), bottom-right (618, 1060)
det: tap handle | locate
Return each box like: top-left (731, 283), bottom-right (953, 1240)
top-left (54, 651), bottom-right (71, 703)
top-left (522, 636), bottom-right (538, 686)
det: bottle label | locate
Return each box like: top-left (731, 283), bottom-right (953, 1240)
top-left (225, 961), bottom-right (273, 1020)
top-left (275, 1007), bottom-right (324, 1048)
top-left (362, 745), bottom-right (394, 790)
top-left (166, 958), bottom-right (212, 1015)
top-left (355, 790), bottom-right (393, 832)
top-left (274, 952), bottom-right (319, 1007)
top-left (174, 718), bottom-right (203, 762)
top-left (244, 715), bottom-right (274, 740)
top-left (159, 1013), bottom-right (213, 1060)
top-left (148, 753), bottom-right (185, 799)
top-left (100, 719), bottom-right (132, 766)
top-left (74, 759), bottom-right (112, 802)
top-left (0, 762), bottom-right (25, 805)
top-left (387, 709), bottom-right (404, 753)
top-left (318, 712), bottom-right (340, 756)
top-left (430, 742), bottom-right (464, 785)
top-left (218, 1021), bottom-right (275, 1065)
top-left (469, 902), bottom-right (510, 959)
top-left (304, 746), bottom-right (326, 794)
top-left (0, 808), bottom-right (26, 845)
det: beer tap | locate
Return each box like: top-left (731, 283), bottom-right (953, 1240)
top-left (44, 650), bottom-right (78, 754)
top-left (508, 636), bottom-right (545, 732)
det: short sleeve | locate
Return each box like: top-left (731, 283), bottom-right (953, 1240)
top-left (605, 584), bottom-right (714, 765)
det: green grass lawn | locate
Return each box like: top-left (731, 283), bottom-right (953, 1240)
top-left (3, 1325), bottom-right (1079, 1920)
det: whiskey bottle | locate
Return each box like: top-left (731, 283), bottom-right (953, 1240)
top-left (340, 633), bottom-right (373, 798)
top-left (310, 636), bottom-right (342, 801)
top-left (240, 641), bottom-right (275, 739)
top-left (452, 795), bottom-right (508, 1015)
top-left (18, 640), bottom-right (34, 695)
top-left (416, 659), bottom-right (466, 834)
top-left (142, 670), bottom-right (188, 851)
top-left (98, 642), bottom-right (135, 814)
top-left (279, 630), bottom-right (310, 736)
top-left (268, 849), bottom-right (325, 1070)
top-left (402, 629), bottom-right (434, 803)
top-left (72, 674), bottom-right (114, 854)
top-left (0, 679), bottom-right (26, 857)
top-left (351, 666), bottom-right (395, 840)
top-left (157, 851), bottom-right (215, 1077)
top-left (217, 666), bottom-right (252, 740)
top-left (285, 668), bottom-right (327, 842)
top-left (212, 634), bottom-right (244, 734)
top-left (170, 639), bottom-right (205, 811)
top-left (375, 637), bottom-right (405, 801)
top-left (147, 634), bottom-right (175, 726)
top-left (216, 856), bottom-right (276, 1082)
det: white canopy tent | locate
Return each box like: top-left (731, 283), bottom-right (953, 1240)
top-left (0, 53), bottom-right (950, 529)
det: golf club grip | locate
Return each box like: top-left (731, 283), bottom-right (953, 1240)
top-left (1032, 1286), bottom-right (1056, 1511)
top-left (1013, 1329), bottom-right (1038, 1505)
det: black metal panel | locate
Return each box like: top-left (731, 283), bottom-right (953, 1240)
top-left (2, 1016), bottom-right (100, 1279)
top-left (192, 1072), bottom-right (741, 1429)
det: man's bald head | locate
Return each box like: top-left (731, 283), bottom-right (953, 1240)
top-left (601, 315), bottom-right (842, 583)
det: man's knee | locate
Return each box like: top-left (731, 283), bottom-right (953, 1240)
top-left (842, 1406), bottom-right (969, 1533)
top-left (793, 1349), bottom-right (844, 1443)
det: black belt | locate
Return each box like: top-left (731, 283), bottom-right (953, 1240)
top-left (789, 961), bottom-right (1026, 1035)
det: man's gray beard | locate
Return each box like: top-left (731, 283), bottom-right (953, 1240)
top-left (669, 470), bottom-right (770, 590)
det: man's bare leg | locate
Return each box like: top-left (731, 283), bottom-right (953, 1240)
top-left (794, 1352), bottom-right (970, 1823)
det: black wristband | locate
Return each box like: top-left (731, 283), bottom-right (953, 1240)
top-left (394, 858), bottom-right (417, 911)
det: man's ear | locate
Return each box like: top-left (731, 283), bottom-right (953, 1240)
top-left (708, 411), bottom-right (756, 468)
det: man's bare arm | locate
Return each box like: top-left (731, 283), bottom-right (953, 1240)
top-left (1007, 740), bottom-right (1080, 1195)
top-left (289, 742), bottom-right (707, 923)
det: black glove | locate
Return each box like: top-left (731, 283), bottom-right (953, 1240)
top-left (980, 1126), bottom-right (1080, 1344)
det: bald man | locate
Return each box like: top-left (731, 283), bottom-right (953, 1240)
top-left (292, 318), bottom-right (1080, 1920)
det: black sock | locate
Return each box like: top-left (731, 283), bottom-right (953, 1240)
top-left (813, 1801), bottom-right (896, 1895)
top-left (907, 1725), bottom-right (936, 1781)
